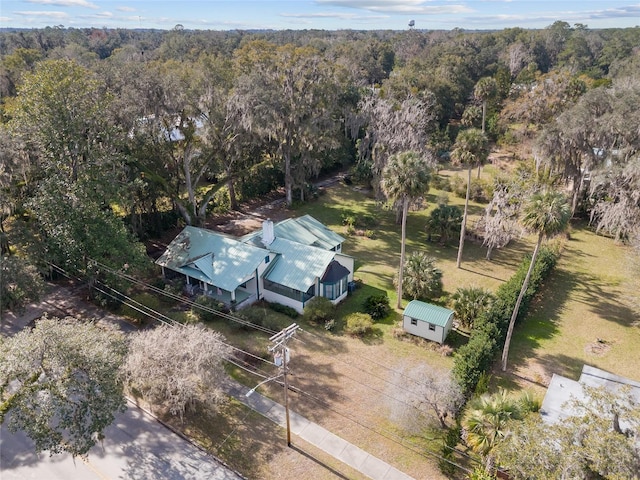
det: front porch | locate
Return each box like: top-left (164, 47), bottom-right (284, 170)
top-left (184, 282), bottom-right (256, 310)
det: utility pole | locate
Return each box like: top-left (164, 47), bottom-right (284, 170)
top-left (268, 323), bottom-right (299, 447)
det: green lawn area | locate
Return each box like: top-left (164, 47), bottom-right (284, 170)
top-left (185, 178), bottom-right (530, 479)
top-left (493, 221), bottom-right (640, 395)
top-left (129, 176), bottom-right (639, 479)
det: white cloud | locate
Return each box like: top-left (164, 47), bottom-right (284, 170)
top-left (25, 0), bottom-right (98, 8)
top-left (0, 16), bottom-right (11, 22)
top-left (117, 6), bottom-right (136, 12)
top-left (14, 10), bottom-right (69, 19)
top-left (315, 0), bottom-right (472, 15)
top-left (79, 10), bottom-right (114, 19)
top-left (281, 11), bottom-right (389, 20)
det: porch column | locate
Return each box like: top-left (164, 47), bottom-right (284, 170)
top-left (231, 290), bottom-right (236, 302)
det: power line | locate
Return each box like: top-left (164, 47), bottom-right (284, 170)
top-left (47, 262), bottom-right (279, 382)
top-left (286, 381), bottom-right (475, 474)
top-left (85, 261), bottom-right (468, 426)
top-left (91, 259), bottom-right (445, 397)
top-left (48, 262), bottom-right (479, 472)
top-left (89, 259), bottom-right (278, 335)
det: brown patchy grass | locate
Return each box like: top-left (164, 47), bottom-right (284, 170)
top-left (179, 180), bottom-right (528, 479)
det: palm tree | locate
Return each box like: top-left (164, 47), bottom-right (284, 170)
top-left (401, 252), bottom-right (443, 301)
top-left (473, 77), bottom-right (497, 135)
top-left (451, 286), bottom-right (494, 330)
top-left (381, 151), bottom-right (432, 309)
top-left (462, 389), bottom-right (521, 472)
top-left (501, 190), bottom-right (570, 371)
top-left (451, 128), bottom-right (489, 268)
top-left (425, 204), bottom-right (462, 245)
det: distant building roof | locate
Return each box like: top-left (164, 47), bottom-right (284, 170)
top-left (403, 300), bottom-right (454, 327)
top-left (264, 238), bottom-right (335, 291)
top-left (156, 226), bottom-right (268, 292)
top-left (541, 365), bottom-right (640, 425)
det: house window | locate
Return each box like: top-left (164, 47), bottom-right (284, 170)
top-left (410, 318), bottom-right (418, 326)
top-left (323, 276), bottom-right (347, 300)
top-left (265, 255), bottom-right (270, 264)
top-left (428, 323), bottom-right (436, 331)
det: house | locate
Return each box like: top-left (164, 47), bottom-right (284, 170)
top-left (156, 216), bottom-right (354, 313)
top-left (540, 365), bottom-right (640, 425)
top-left (402, 300), bottom-right (454, 344)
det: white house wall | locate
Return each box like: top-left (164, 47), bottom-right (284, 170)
top-left (402, 316), bottom-right (447, 344)
top-left (334, 254), bottom-right (355, 281)
top-left (262, 290), bottom-right (305, 314)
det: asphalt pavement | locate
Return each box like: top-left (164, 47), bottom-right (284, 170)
top-left (0, 400), bottom-right (243, 480)
top-left (2, 283), bottom-right (415, 480)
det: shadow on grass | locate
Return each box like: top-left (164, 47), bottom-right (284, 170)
top-left (361, 326), bottom-right (384, 345)
top-left (445, 329), bottom-right (470, 350)
top-left (508, 262), bottom-right (578, 376)
top-left (164, 400), bottom-right (286, 479)
top-left (289, 445), bottom-right (352, 480)
top-left (569, 271), bottom-right (639, 328)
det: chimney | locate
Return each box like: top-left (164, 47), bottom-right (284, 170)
top-left (262, 219), bottom-right (275, 246)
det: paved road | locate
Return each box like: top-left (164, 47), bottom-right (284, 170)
top-left (0, 400), bottom-right (244, 480)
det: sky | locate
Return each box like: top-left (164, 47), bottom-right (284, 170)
top-left (1, 0), bottom-right (639, 31)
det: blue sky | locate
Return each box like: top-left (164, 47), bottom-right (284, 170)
top-left (1, 1), bottom-right (639, 30)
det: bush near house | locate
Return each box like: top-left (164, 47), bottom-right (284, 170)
top-left (362, 293), bottom-right (391, 321)
top-left (344, 312), bottom-right (374, 336)
top-left (267, 302), bottom-right (299, 319)
top-left (453, 247), bottom-right (559, 394)
top-left (302, 296), bottom-right (334, 325)
top-left (191, 295), bottom-right (228, 322)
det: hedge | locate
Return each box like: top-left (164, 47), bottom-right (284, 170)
top-left (453, 247), bottom-right (559, 395)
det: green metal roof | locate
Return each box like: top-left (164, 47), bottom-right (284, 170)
top-left (264, 238), bottom-right (335, 291)
top-left (403, 300), bottom-right (454, 327)
top-left (242, 215), bottom-right (344, 251)
top-left (156, 226), bottom-right (268, 292)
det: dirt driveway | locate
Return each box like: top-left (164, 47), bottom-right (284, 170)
top-left (1, 281), bottom-right (137, 337)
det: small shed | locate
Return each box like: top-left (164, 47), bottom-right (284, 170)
top-left (402, 300), bottom-right (454, 344)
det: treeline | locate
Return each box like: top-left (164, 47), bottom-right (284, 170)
top-left (1, 23), bottom-right (639, 311)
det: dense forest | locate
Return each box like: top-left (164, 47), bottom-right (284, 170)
top-left (1, 23), bottom-right (640, 479)
top-left (2, 22), bottom-right (640, 320)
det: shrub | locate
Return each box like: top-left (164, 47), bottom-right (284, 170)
top-left (431, 174), bottom-right (452, 192)
top-left (191, 295), bottom-right (226, 322)
top-left (268, 302), bottom-right (299, 319)
top-left (302, 296), bottom-right (334, 324)
top-left (452, 247), bottom-right (559, 395)
top-left (344, 312), bottom-right (374, 336)
top-left (363, 294), bottom-right (390, 321)
top-left (399, 252), bottom-right (443, 300)
top-left (235, 308), bottom-right (267, 330)
top-left (164, 278), bottom-right (184, 297)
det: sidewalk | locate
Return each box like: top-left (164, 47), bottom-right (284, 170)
top-left (221, 379), bottom-right (415, 480)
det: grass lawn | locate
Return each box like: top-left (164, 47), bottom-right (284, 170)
top-left (163, 178), bottom-right (530, 479)
top-left (125, 175), bottom-right (640, 479)
top-left (492, 221), bottom-right (640, 396)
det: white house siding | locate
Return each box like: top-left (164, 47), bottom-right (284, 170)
top-left (334, 254), bottom-right (355, 282)
top-left (262, 290), bottom-right (305, 314)
top-left (402, 315), bottom-right (448, 344)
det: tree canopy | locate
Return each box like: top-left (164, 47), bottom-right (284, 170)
top-left (0, 316), bottom-right (127, 456)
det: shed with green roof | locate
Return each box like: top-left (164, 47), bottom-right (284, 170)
top-left (402, 300), bottom-right (454, 344)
